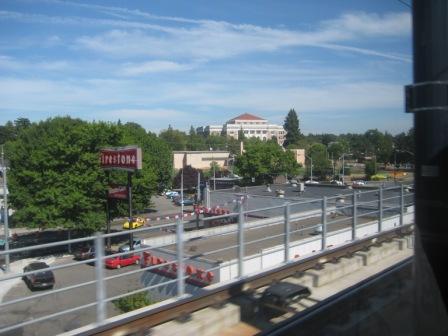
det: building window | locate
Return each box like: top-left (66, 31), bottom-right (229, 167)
top-left (250, 130), bottom-right (255, 134)
top-left (256, 130), bottom-right (261, 134)
top-left (244, 130), bottom-right (249, 134)
top-left (263, 130), bottom-right (267, 134)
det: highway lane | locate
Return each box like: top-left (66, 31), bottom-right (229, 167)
top-left (0, 256), bottom-right (147, 336)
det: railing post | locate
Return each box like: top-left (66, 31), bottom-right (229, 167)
top-left (322, 196), bottom-right (327, 250)
top-left (400, 184), bottom-right (404, 226)
top-left (176, 218), bottom-right (185, 297)
top-left (94, 233), bottom-right (106, 324)
top-left (284, 203), bottom-right (290, 262)
top-left (378, 186), bottom-right (383, 232)
top-left (238, 202), bottom-right (244, 277)
top-left (352, 191), bottom-right (357, 241)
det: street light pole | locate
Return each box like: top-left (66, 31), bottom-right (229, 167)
top-left (340, 153), bottom-right (352, 185)
top-left (394, 149), bottom-right (397, 184)
top-left (1, 145), bottom-right (10, 273)
top-left (181, 168), bottom-right (184, 217)
top-left (305, 155), bottom-right (313, 181)
top-left (213, 163), bottom-right (216, 191)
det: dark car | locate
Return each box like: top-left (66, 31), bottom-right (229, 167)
top-left (174, 198), bottom-right (194, 206)
top-left (23, 261), bottom-right (55, 290)
top-left (73, 246), bottom-right (95, 261)
top-left (259, 282), bottom-right (311, 316)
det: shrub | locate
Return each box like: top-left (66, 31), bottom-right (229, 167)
top-left (371, 174), bottom-right (388, 181)
top-left (113, 292), bottom-right (152, 313)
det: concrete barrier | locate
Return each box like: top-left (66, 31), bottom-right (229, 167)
top-left (305, 255), bottom-right (365, 287)
top-left (151, 303), bottom-right (240, 336)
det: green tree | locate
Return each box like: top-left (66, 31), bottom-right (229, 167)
top-left (7, 117), bottom-right (172, 231)
top-left (187, 126), bottom-right (207, 151)
top-left (308, 143), bottom-right (332, 179)
top-left (159, 126), bottom-right (188, 150)
top-left (365, 158), bottom-right (377, 179)
top-left (114, 122), bottom-right (172, 214)
top-left (283, 109), bottom-right (301, 147)
top-left (0, 121), bottom-right (16, 144)
top-left (393, 128), bottom-right (414, 164)
top-left (173, 165), bottom-right (203, 190)
top-left (235, 139), bottom-right (300, 184)
top-left (238, 127), bottom-right (245, 141)
top-left (14, 118), bottom-right (31, 132)
top-left (7, 117), bottom-right (121, 230)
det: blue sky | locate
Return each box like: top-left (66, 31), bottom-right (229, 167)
top-left (0, 0), bottom-right (412, 135)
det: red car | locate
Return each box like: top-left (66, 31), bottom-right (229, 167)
top-left (105, 254), bottom-right (140, 269)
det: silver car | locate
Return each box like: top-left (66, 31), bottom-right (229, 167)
top-left (118, 239), bottom-right (142, 252)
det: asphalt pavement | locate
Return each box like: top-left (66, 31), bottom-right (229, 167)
top-left (0, 255), bottom-right (145, 336)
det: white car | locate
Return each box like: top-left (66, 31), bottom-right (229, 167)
top-left (352, 180), bottom-right (366, 186)
top-left (305, 180), bottom-right (319, 184)
top-left (165, 191), bottom-right (180, 199)
top-left (330, 180), bottom-right (343, 186)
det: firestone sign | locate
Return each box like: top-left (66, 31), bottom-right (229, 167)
top-left (100, 146), bottom-right (142, 171)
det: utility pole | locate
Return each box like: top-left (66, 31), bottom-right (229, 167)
top-left (1, 145), bottom-right (10, 273)
top-left (197, 171), bottom-right (201, 203)
top-left (406, 1), bottom-right (448, 333)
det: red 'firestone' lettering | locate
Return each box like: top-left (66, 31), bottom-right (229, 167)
top-left (100, 147), bottom-right (142, 170)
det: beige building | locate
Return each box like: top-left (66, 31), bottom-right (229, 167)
top-left (289, 148), bottom-right (306, 167)
top-left (199, 113), bottom-right (286, 145)
top-left (173, 151), bottom-right (230, 170)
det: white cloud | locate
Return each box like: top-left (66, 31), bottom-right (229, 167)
top-left (102, 108), bottom-right (188, 119)
top-left (0, 8), bottom-right (411, 62)
top-left (322, 12), bottom-right (411, 38)
top-left (0, 55), bottom-right (71, 71)
top-left (72, 10), bottom-right (411, 61)
top-left (119, 60), bottom-right (193, 76)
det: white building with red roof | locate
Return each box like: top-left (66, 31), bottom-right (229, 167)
top-left (200, 113), bottom-right (286, 145)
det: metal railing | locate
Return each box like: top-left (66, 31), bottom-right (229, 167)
top-left (0, 184), bottom-right (414, 335)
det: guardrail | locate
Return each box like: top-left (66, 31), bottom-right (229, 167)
top-left (0, 184), bottom-right (414, 335)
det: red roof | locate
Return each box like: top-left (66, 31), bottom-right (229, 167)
top-left (229, 113), bottom-right (266, 122)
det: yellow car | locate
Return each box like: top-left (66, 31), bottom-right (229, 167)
top-left (122, 217), bottom-right (145, 230)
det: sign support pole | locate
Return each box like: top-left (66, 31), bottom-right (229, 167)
top-left (128, 172), bottom-right (133, 251)
top-left (105, 171), bottom-right (111, 250)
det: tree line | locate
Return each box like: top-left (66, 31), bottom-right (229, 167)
top-left (0, 112), bottom-right (413, 231)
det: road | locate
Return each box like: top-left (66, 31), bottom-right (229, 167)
top-left (0, 256), bottom-right (145, 336)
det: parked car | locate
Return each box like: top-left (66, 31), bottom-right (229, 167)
top-left (22, 261), bottom-right (55, 290)
top-left (305, 180), bottom-right (319, 184)
top-left (73, 246), bottom-right (95, 260)
top-left (259, 282), bottom-right (311, 316)
top-left (105, 253), bottom-right (140, 269)
top-left (330, 180), bottom-right (343, 186)
top-left (118, 239), bottom-right (142, 253)
top-left (352, 180), bottom-right (366, 187)
top-left (165, 191), bottom-right (179, 199)
top-left (122, 217), bottom-right (145, 230)
top-left (175, 198), bottom-right (195, 206)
